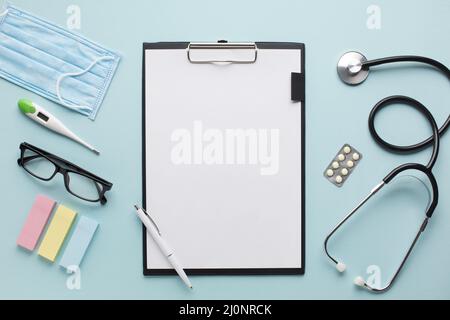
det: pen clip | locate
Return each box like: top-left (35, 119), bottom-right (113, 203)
top-left (141, 207), bottom-right (162, 236)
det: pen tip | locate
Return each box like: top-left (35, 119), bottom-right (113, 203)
top-left (134, 205), bottom-right (139, 210)
top-left (93, 149), bottom-right (100, 155)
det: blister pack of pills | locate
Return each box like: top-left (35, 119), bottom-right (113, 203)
top-left (324, 144), bottom-right (362, 187)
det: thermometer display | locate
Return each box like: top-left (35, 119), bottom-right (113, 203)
top-left (37, 112), bottom-right (49, 122)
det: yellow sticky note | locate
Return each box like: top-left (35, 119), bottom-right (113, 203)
top-left (38, 205), bottom-right (77, 262)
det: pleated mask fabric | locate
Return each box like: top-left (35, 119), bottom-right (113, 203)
top-left (0, 4), bottom-right (120, 120)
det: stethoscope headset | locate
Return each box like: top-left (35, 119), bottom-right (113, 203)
top-left (324, 51), bottom-right (450, 293)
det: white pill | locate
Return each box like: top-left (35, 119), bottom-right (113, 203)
top-left (337, 154), bottom-right (345, 161)
top-left (341, 168), bottom-right (349, 176)
top-left (347, 160), bottom-right (354, 168)
top-left (343, 146), bottom-right (352, 154)
top-left (335, 175), bottom-right (343, 184)
top-left (353, 153), bottom-right (360, 161)
top-left (326, 169), bottom-right (334, 177)
top-left (332, 161), bottom-right (339, 169)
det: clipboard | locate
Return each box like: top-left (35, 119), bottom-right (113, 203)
top-left (142, 42), bottom-right (305, 276)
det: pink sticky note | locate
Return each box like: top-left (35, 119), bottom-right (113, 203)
top-left (17, 195), bottom-right (56, 251)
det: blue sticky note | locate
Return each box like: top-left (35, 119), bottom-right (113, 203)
top-left (59, 216), bottom-right (99, 269)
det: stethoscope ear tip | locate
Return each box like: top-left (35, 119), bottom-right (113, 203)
top-left (354, 276), bottom-right (366, 288)
top-left (336, 262), bottom-right (347, 273)
top-left (337, 51), bottom-right (369, 85)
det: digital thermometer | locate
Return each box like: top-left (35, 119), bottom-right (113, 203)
top-left (18, 99), bottom-right (100, 155)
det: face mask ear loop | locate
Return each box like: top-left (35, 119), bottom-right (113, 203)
top-left (0, 9), bottom-right (9, 17)
top-left (55, 56), bottom-right (115, 112)
top-left (0, 1), bottom-right (9, 18)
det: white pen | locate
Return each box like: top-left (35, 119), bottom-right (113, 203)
top-left (133, 205), bottom-right (193, 289)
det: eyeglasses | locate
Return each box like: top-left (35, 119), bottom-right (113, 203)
top-left (17, 143), bottom-right (113, 205)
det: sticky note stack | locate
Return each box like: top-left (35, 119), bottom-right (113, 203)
top-left (17, 195), bottom-right (99, 270)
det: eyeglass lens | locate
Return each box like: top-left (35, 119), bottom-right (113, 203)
top-left (66, 171), bottom-right (103, 201)
top-left (22, 149), bottom-right (57, 180)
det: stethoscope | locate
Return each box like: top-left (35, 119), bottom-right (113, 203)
top-left (324, 51), bottom-right (450, 293)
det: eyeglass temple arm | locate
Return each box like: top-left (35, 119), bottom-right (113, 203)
top-left (362, 217), bottom-right (429, 293)
top-left (324, 182), bottom-right (386, 264)
top-left (94, 182), bottom-right (108, 205)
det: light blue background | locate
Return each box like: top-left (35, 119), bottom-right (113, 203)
top-left (0, 0), bottom-right (449, 300)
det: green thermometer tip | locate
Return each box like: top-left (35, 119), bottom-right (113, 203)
top-left (18, 99), bottom-right (36, 114)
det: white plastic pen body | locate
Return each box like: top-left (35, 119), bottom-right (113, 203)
top-left (134, 205), bottom-right (193, 289)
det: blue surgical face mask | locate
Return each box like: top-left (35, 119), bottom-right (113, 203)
top-left (0, 4), bottom-right (120, 120)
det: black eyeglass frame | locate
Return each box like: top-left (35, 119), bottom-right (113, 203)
top-left (17, 142), bottom-right (113, 205)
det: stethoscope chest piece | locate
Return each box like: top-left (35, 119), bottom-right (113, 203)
top-left (337, 51), bottom-right (369, 85)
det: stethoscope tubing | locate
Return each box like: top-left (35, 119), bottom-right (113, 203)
top-left (368, 95), bottom-right (440, 170)
top-left (363, 56), bottom-right (450, 155)
top-left (363, 55), bottom-right (449, 218)
top-left (363, 55), bottom-right (450, 79)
